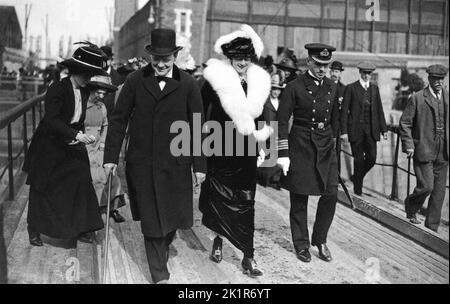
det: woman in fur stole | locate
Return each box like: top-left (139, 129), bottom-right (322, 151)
top-left (199, 24), bottom-right (272, 277)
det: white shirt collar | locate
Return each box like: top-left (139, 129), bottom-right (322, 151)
top-left (307, 70), bottom-right (322, 85)
top-left (359, 78), bottom-right (370, 89)
top-left (155, 68), bottom-right (173, 79)
top-left (429, 86), bottom-right (441, 99)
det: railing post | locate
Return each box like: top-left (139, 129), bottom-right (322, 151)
top-left (39, 100), bottom-right (42, 120)
top-left (23, 113), bottom-right (28, 158)
top-left (32, 105), bottom-right (36, 131)
top-left (7, 123), bottom-right (14, 201)
top-left (389, 132), bottom-right (400, 201)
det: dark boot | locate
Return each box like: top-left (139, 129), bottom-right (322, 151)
top-left (241, 257), bottom-right (263, 277)
top-left (210, 236), bottom-right (223, 263)
top-left (28, 231), bottom-right (43, 247)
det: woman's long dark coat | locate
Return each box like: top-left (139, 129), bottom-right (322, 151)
top-left (199, 76), bottom-right (267, 258)
top-left (23, 77), bottom-right (103, 238)
top-left (103, 65), bottom-right (206, 238)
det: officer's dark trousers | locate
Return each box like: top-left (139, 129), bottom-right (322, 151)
top-left (143, 230), bottom-right (176, 283)
top-left (350, 127), bottom-right (377, 193)
top-left (406, 137), bottom-right (448, 231)
top-left (289, 189), bottom-right (337, 251)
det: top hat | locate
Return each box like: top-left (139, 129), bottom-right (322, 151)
top-left (426, 64), bottom-right (448, 78)
top-left (86, 75), bottom-right (117, 93)
top-left (305, 43), bottom-right (336, 64)
top-left (330, 61), bottom-right (344, 71)
top-left (100, 46), bottom-right (114, 59)
top-left (144, 28), bottom-right (183, 57)
top-left (60, 45), bottom-right (107, 75)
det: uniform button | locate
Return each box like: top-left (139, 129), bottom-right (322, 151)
top-left (326, 109), bottom-right (329, 113)
top-left (309, 91), bottom-right (313, 94)
top-left (312, 109), bottom-right (316, 113)
top-left (313, 100), bottom-right (316, 103)
top-left (312, 118), bottom-right (315, 122)
top-left (311, 127), bottom-right (314, 130)
top-left (328, 92), bottom-right (331, 94)
top-left (328, 100), bottom-right (331, 104)
top-left (325, 118), bottom-right (328, 122)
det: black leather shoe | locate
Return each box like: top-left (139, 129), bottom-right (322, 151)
top-left (408, 214), bottom-right (421, 224)
top-left (78, 233), bottom-right (93, 244)
top-left (315, 244), bottom-right (332, 262)
top-left (29, 233), bottom-right (43, 247)
top-left (210, 236), bottom-right (223, 263)
top-left (241, 257), bottom-right (263, 277)
top-left (296, 248), bottom-right (311, 263)
top-left (110, 210), bottom-right (126, 223)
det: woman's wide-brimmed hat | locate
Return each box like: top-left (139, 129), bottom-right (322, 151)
top-left (86, 75), bottom-right (117, 93)
top-left (275, 57), bottom-right (298, 71)
top-left (144, 28), bottom-right (183, 57)
top-left (214, 24), bottom-right (264, 59)
top-left (60, 43), bottom-right (108, 75)
top-left (271, 74), bottom-right (286, 89)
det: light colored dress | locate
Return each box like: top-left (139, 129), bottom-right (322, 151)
top-left (85, 100), bottom-right (125, 212)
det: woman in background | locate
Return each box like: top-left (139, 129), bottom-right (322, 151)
top-left (85, 75), bottom-right (126, 223)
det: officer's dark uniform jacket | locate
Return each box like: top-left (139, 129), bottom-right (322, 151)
top-left (277, 72), bottom-right (340, 195)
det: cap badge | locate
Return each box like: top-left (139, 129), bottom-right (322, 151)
top-left (320, 49), bottom-right (329, 57)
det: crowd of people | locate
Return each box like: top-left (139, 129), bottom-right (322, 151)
top-left (20, 23), bottom-right (448, 284)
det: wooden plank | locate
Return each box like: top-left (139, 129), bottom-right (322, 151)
top-left (337, 190), bottom-right (449, 259)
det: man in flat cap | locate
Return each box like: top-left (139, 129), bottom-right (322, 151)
top-left (103, 28), bottom-right (206, 283)
top-left (277, 43), bottom-right (340, 263)
top-left (399, 64), bottom-right (449, 231)
top-left (340, 62), bottom-right (387, 195)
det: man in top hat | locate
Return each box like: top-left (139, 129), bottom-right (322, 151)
top-left (399, 64), bottom-right (449, 231)
top-left (277, 43), bottom-right (341, 263)
top-left (340, 62), bottom-right (387, 195)
top-left (100, 45), bottom-right (125, 119)
top-left (103, 28), bottom-right (206, 283)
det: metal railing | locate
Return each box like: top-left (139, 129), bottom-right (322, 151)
top-left (0, 93), bottom-right (45, 201)
top-left (338, 124), bottom-right (449, 202)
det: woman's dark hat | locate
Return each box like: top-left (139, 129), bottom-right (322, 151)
top-left (330, 61), bottom-right (344, 71)
top-left (86, 75), bottom-right (117, 92)
top-left (144, 28), bottom-right (183, 56)
top-left (214, 24), bottom-right (264, 59)
top-left (60, 43), bottom-right (107, 75)
top-left (275, 57), bottom-right (298, 71)
top-left (100, 45), bottom-right (114, 59)
top-left (221, 37), bottom-right (255, 59)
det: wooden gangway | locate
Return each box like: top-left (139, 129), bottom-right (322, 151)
top-left (3, 167), bottom-right (449, 284)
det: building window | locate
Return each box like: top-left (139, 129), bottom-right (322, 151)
top-left (174, 8), bottom-right (193, 38)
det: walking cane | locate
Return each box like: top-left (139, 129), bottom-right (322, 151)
top-left (102, 171), bottom-right (113, 284)
top-left (406, 155), bottom-right (412, 204)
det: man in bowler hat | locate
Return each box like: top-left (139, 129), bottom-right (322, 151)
top-left (340, 62), bottom-right (388, 195)
top-left (399, 64), bottom-right (449, 231)
top-left (277, 43), bottom-right (341, 263)
top-left (103, 28), bottom-right (206, 283)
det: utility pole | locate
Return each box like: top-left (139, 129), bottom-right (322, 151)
top-left (24, 4), bottom-right (32, 50)
top-left (41, 14), bottom-right (49, 65)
